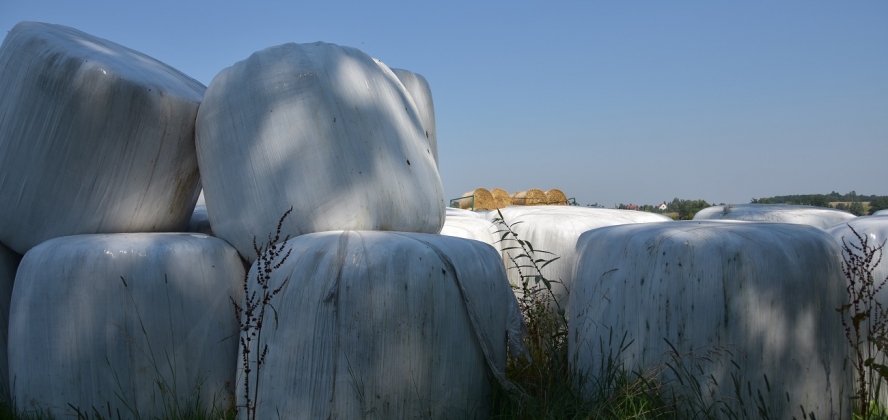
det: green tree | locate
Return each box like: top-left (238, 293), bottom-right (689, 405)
top-left (848, 201), bottom-right (865, 216)
top-left (869, 197), bottom-right (888, 214)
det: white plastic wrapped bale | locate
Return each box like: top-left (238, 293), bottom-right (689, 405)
top-left (196, 42), bottom-right (444, 262)
top-left (9, 233), bottom-right (244, 418)
top-left (391, 68), bottom-right (437, 166)
top-left (570, 221), bottom-right (850, 419)
top-left (236, 231), bottom-right (524, 419)
top-left (186, 205), bottom-right (214, 236)
top-left (875, 209), bottom-right (888, 216)
top-left (827, 216), bottom-right (888, 301)
top-left (693, 203), bottom-right (855, 228)
top-left (0, 22), bottom-right (206, 255)
top-left (441, 212), bottom-right (502, 254)
top-left (484, 206), bottom-right (672, 308)
top-left (446, 207), bottom-right (484, 219)
top-left (0, 243), bottom-right (20, 403)
top-left (826, 216), bottom-right (888, 407)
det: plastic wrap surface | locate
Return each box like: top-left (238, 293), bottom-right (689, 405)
top-left (196, 42), bottom-right (444, 262)
top-left (9, 233), bottom-right (245, 418)
top-left (569, 221), bottom-right (850, 419)
top-left (693, 204), bottom-right (855, 228)
top-left (0, 22), bottom-right (206, 254)
top-left (0, 244), bottom-right (20, 403)
top-left (441, 214), bottom-right (502, 254)
top-left (827, 216), bottom-right (888, 301)
top-left (391, 68), bottom-right (437, 166)
top-left (874, 210), bottom-right (888, 216)
top-left (827, 216), bottom-right (888, 406)
top-left (446, 207), bottom-right (484, 219)
top-left (236, 231), bottom-right (523, 419)
top-left (485, 206), bottom-right (672, 308)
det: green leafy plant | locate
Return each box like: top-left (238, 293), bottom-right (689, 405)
top-left (233, 208), bottom-right (293, 420)
top-left (836, 225), bottom-right (888, 419)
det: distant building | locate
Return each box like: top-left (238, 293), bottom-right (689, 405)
top-left (627, 204), bottom-right (639, 211)
top-left (657, 202), bottom-right (667, 211)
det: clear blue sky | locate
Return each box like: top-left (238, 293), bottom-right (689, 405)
top-left (2, 1), bottom-right (886, 207)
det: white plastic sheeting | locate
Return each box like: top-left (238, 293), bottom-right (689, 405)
top-left (441, 213), bottom-right (502, 254)
top-left (9, 233), bottom-right (245, 419)
top-left (485, 206), bottom-right (672, 307)
top-left (693, 204), bottom-right (855, 229)
top-left (0, 243), bottom-right (20, 403)
top-left (237, 231), bottom-right (523, 419)
top-left (875, 209), bottom-right (888, 216)
top-left (0, 22), bottom-right (206, 255)
top-left (570, 221), bottom-right (850, 419)
top-left (196, 42), bottom-right (444, 262)
top-left (391, 68), bottom-right (437, 166)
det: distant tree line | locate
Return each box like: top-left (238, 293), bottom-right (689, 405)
top-left (750, 191), bottom-right (888, 215)
top-left (611, 198), bottom-right (714, 220)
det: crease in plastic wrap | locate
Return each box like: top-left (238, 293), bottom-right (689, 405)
top-left (196, 42), bottom-right (444, 262)
top-left (0, 243), bottom-right (20, 404)
top-left (237, 231), bottom-right (525, 419)
top-left (485, 206), bottom-right (672, 309)
top-left (569, 221), bottom-right (851, 420)
top-left (693, 203), bottom-right (856, 229)
top-left (0, 22), bottom-right (206, 254)
top-left (391, 67), bottom-right (437, 167)
top-left (440, 212), bottom-right (503, 254)
top-left (8, 233), bottom-right (245, 419)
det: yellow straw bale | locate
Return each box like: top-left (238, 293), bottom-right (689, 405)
top-left (490, 188), bottom-right (512, 209)
top-left (545, 189), bottom-right (569, 205)
top-left (511, 189), bottom-right (546, 206)
top-left (459, 188), bottom-right (496, 210)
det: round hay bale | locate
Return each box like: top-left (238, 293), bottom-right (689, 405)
top-left (10, 233), bottom-right (245, 418)
top-left (490, 188), bottom-right (512, 209)
top-left (390, 68), bottom-right (437, 168)
top-left (694, 204), bottom-right (855, 229)
top-left (237, 231), bottom-right (523, 419)
top-left (196, 42), bottom-right (444, 262)
top-left (0, 22), bottom-right (206, 254)
top-left (570, 221), bottom-right (850, 419)
top-left (545, 189), bottom-right (569, 205)
top-left (459, 188), bottom-right (495, 210)
top-left (0, 243), bottom-right (20, 404)
top-left (511, 189), bottom-right (546, 206)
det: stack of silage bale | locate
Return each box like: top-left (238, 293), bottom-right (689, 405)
top-left (0, 22), bottom-right (245, 417)
top-left (195, 41), bottom-right (521, 418)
